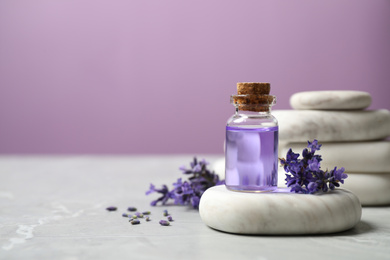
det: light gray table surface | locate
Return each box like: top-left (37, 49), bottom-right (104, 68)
top-left (1, 155), bottom-right (390, 260)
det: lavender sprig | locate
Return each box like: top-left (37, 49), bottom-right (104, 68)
top-left (280, 140), bottom-right (348, 194)
top-left (146, 157), bottom-right (224, 209)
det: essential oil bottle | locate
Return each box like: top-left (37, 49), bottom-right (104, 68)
top-left (225, 82), bottom-right (278, 192)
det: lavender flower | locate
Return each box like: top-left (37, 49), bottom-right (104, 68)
top-left (146, 157), bottom-right (224, 209)
top-left (145, 184), bottom-right (175, 206)
top-left (280, 139), bottom-right (347, 194)
top-left (307, 139), bottom-right (322, 152)
top-left (307, 182), bottom-right (319, 193)
top-left (328, 167), bottom-right (347, 190)
top-left (308, 158), bottom-right (320, 172)
top-left (280, 149), bottom-right (300, 173)
top-left (290, 183), bottom-right (305, 193)
top-left (191, 196), bottom-right (200, 209)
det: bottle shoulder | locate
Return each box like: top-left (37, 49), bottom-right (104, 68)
top-left (227, 113), bottom-right (278, 127)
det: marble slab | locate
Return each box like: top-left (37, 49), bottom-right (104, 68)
top-left (290, 90), bottom-right (371, 110)
top-left (273, 109), bottom-right (390, 142)
top-left (279, 141), bottom-right (390, 173)
top-left (277, 170), bottom-right (390, 206)
top-left (199, 185), bottom-right (361, 235)
top-left (2, 155), bottom-right (390, 260)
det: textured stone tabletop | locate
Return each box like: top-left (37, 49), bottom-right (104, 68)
top-left (1, 155), bottom-right (390, 260)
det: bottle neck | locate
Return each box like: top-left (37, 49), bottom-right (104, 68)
top-left (235, 107), bottom-right (272, 116)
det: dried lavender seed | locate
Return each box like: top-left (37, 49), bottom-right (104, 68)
top-left (131, 219), bottom-right (140, 225)
top-left (159, 220), bottom-right (170, 226)
top-left (167, 215), bottom-right (173, 221)
top-left (145, 216), bottom-right (151, 221)
top-left (163, 210), bottom-right (169, 216)
top-left (135, 212), bottom-right (144, 218)
top-left (131, 215), bottom-right (138, 219)
top-left (127, 207), bottom-right (137, 212)
top-left (122, 213), bottom-right (128, 217)
top-left (106, 206), bottom-right (117, 211)
top-left (142, 211), bottom-right (151, 215)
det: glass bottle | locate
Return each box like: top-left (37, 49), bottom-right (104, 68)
top-left (225, 83), bottom-right (278, 192)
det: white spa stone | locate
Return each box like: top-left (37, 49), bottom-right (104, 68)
top-left (290, 90), bottom-right (372, 110)
top-left (273, 109), bottom-right (390, 142)
top-left (338, 172), bottom-right (390, 206)
top-left (279, 141), bottom-right (390, 173)
top-left (199, 185), bottom-right (361, 235)
top-left (277, 170), bottom-right (390, 206)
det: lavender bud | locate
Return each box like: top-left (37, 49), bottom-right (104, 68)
top-left (106, 206), bottom-right (117, 211)
top-left (142, 211), bottom-right (151, 215)
top-left (135, 212), bottom-right (144, 218)
top-left (122, 213), bottom-right (128, 217)
top-left (159, 220), bottom-right (170, 226)
top-left (163, 210), bottom-right (169, 216)
top-left (131, 215), bottom-right (138, 219)
top-left (130, 219), bottom-right (140, 225)
top-left (167, 215), bottom-right (173, 222)
top-left (145, 216), bottom-right (151, 222)
top-left (127, 207), bottom-right (137, 212)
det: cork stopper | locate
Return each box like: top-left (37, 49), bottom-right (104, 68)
top-left (237, 82), bottom-right (270, 95)
top-left (231, 82), bottom-right (276, 112)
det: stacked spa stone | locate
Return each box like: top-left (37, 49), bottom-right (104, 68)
top-left (273, 91), bottom-right (390, 206)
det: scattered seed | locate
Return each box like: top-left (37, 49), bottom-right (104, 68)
top-left (127, 207), bottom-right (137, 212)
top-left (131, 215), bottom-right (138, 219)
top-left (163, 210), bottom-right (169, 216)
top-left (128, 218), bottom-right (134, 222)
top-left (130, 219), bottom-right (140, 225)
top-left (135, 212), bottom-right (144, 218)
top-left (122, 213), bottom-right (128, 217)
top-left (106, 206), bottom-right (117, 211)
top-left (145, 216), bottom-right (151, 221)
top-left (159, 220), bottom-right (170, 226)
top-left (167, 215), bottom-right (173, 222)
top-left (142, 211), bottom-right (151, 215)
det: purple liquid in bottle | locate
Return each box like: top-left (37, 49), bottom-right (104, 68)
top-left (225, 126), bottom-right (278, 192)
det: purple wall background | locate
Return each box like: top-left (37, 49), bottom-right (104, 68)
top-left (1, 0), bottom-right (389, 154)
